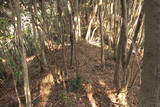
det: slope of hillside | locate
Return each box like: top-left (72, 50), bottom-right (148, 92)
top-left (0, 41), bottom-right (140, 107)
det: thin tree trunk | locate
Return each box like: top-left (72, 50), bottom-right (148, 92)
top-left (114, 0), bottom-right (128, 91)
top-left (122, 4), bottom-right (144, 91)
top-left (67, 0), bottom-right (74, 67)
top-left (12, 75), bottom-right (22, 107)
top-left (39, 0), bottom-right (48, 67)
top-left (125, 5), bottom-right (144, 70)
top-left (13, 0), bottom-right (32, 106)
top-left (74, 0), bottom-right (81, 41)
top-left (99, 0), bottom-right (105, 71)
top-left (120, 0), bottom-right (128, 69)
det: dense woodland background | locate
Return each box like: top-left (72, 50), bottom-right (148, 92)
top-left (0, 0), bottom-right (160, 107)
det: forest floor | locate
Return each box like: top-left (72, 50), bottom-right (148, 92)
top-left (0, 40), bottom-right (141, 107)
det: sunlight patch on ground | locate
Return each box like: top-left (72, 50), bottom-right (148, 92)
top-left (98, 79), bottom-right (106, 88)
top-left (84, 82), bottom-right (98, 107)
top-left (88, 40), bottom-right (109, 50)
top-left (57, 69), bottom-right (63, 84)
top-left (26, 55), bottom-right (35, 62)
top-left (118, 92), bottom-right (128, 107)
top-left (52, 64), bottom-right (65, 85)
top-left (106, 89), bottom-right (128, 107)
top-left (88, 40), bottom-right (101, 47)
top-left (45, 40), bottom-right (71, 51)
top-left (39, 73), bottom-right (55, 106)
top-left (106, 89), bottom-right (117, 105)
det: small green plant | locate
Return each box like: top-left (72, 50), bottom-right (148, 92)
top-left (58, 90), bottom-right (74, 107)
top-left (14, 71), bottom-right (22, 86)
top-left (59, 90), bottom-right (68, 100)
top-left (68, 76), bottom-right (83, 92)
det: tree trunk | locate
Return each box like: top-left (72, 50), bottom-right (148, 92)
top-left (74, 0), bottom-right (81, 41)
top-left (67, 0), bottom-right (75, 67)
top-left (13, 0), bottom-right (32, 106)
top-left (99, 0), bottom-right (105, 71)
top-left (140, 0), bottom-right (160, 106)
top-left (40, 0), bottom-right (48, 67)
top-left (114, 0), bottom-right (128, 90)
